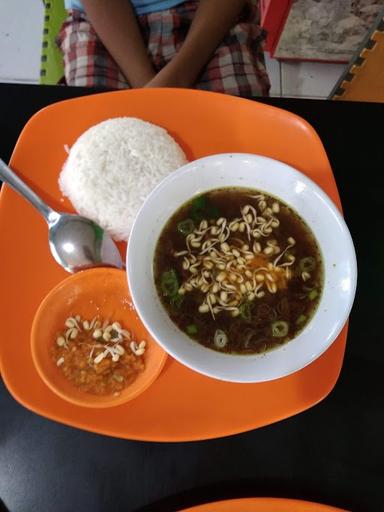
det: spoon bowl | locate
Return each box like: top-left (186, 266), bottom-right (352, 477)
top-left (48, 212), bottom-right (123, 272)
top-left (0, 158), bottom-right (123, 272)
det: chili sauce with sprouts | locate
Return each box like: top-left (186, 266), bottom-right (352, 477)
top-left (53, 315), bottom-right (146, 395)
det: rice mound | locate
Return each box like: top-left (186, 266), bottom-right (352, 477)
top-left (59, 117), bottom-right (187, 241)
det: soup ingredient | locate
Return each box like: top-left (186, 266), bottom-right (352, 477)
top-left (173, 205), bottom-right (295, 316)
top-left (299, 256), bottom-right (316, 272)
top-left (214, 329), bottom-right (229, 349)
top-left (177, 219), bottom-right (195, 235)
top-left (160, 269), bottom-right (180, 298)
top-left (308, 289), bottom-right (319, 300)
top-left (154, 188), bottom-right (323, 355)
top-left (59, 117), bottom-right (187, 241)
top-left (186, 324), bottom-right (198, 335)
top-left (296, 314), bottom-right (307, 325)
top-left (271, 320), bottom-right (289, 338)
top-left (239, 302), bottom-right (252, 321)
top-left (52, 315), bottom-right (146, 395)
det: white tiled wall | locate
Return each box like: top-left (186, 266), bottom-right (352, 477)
top-left (264, 53), bottom-right (347, 99)
top-left (0, 0), bottom-right (44, 83)
top-left (264, 52), bottom-right (281, 97)
top-left (276, 59), bottom-right (347, 99)
top-left (0, 0), bottom-right (346, 98)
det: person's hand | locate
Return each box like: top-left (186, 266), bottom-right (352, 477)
top-left (145, 0), bottom-right (246, 90)
top-left (144, 64), bottom-right (191, 89)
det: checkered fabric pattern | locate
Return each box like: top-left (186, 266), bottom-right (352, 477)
top-left (57, 1), bottom-right (270, 97)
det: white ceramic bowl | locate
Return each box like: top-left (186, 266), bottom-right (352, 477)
top-left (127, 153), bottom-right (357, 383)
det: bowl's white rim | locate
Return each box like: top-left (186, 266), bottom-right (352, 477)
top-left (127, 153), bottom-right (357, 383)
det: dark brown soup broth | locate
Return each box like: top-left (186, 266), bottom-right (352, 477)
top-left (154, 188), bottom-right (323, 354)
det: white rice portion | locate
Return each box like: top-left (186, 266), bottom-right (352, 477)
top-left (59, 117), bottom-right (187, 241)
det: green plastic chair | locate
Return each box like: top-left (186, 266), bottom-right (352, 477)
top-left (40, 0), bottom-right (67, 85)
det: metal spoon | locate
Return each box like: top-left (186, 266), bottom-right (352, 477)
top-left (0, 158), bottom-right (124, 273)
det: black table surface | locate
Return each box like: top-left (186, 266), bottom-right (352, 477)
top-left (0, 83), bottom-right (382, 512)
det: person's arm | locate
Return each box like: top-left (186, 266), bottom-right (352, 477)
top-left (81, 0), bottom-right (155, 87)
top-left (145, 0), bottom-right (247, 88)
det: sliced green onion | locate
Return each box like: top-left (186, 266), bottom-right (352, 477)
top-left (191, 195), bottom-right (207, 210)
top-left (239, 302), bottom-right (251, 321)
top-left (186, 324), bottom-right (198, 335)
top-left (177, 218), bottom-right (195, 235)
top-left (308, 289), bottom-right (318, 301)
top-left (296, 314), bottom-right (307, 325)
top-left (213, 329), bottom-right (228, 349)
top-left (271, 320), bottom-right (289, 338)
top-left (161, 269), bottom-right (179, 297)
top-left (299, 257), bottom-right (316, 273)
top-left (190, 195), bottom-right (220, 222)
top-left (170, 293), bottom-right (183, 309)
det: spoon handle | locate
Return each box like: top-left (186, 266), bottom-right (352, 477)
top-left (0, 158), bottom-right (56, 223)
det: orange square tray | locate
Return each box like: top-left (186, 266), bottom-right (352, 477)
top-left (0, 89), bottom-right (348, 441)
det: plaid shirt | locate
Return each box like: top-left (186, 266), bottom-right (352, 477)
top-left (58, 0), bottom-right (270, 97)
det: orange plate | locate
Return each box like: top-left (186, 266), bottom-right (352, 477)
top-left (180, 497), bottom-right (348, 512)
top-left (0, 89), bottom-right (348, 441)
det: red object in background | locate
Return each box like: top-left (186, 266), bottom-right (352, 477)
top-left (260, 0), bottom-right (348, 62)
top-left (260, 0), bottom-right (293, 55)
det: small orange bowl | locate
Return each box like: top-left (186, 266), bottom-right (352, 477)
top-left (31, 268), bottom-right (167, 408)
